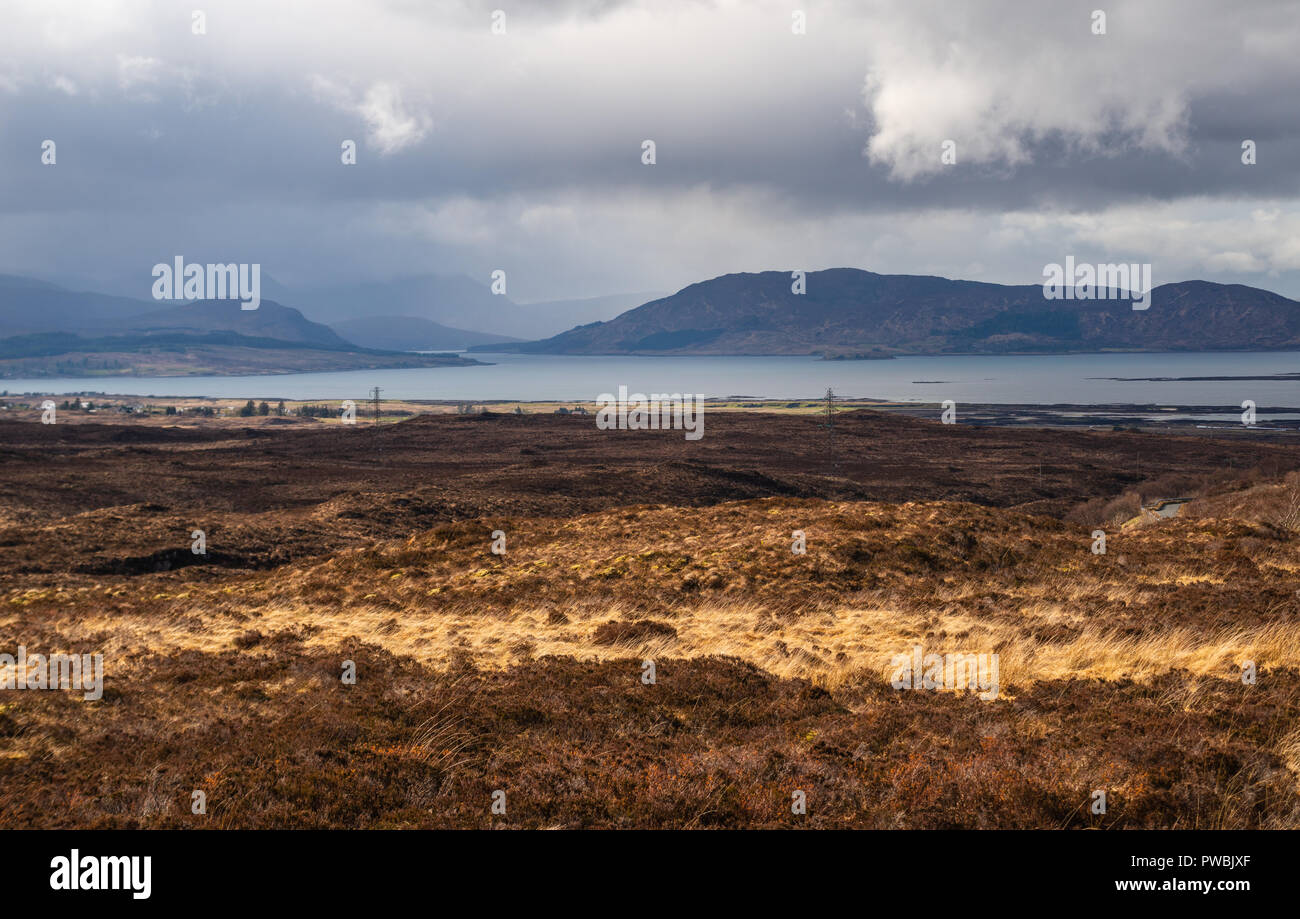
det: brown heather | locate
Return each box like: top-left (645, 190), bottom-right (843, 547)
top-left (2, 410), bottom-right (1299, 828)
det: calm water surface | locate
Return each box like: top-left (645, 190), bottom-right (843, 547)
top-left (5, 352), bottom-right (1300, 406)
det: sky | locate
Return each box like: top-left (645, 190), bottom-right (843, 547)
top-left (1, 0), bottom-right (1299, 302)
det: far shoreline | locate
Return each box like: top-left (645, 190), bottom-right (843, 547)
top-left (3, 393), bottom-right (1300, 435)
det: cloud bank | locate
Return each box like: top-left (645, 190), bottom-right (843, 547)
top-left (1, 0), bottom-right (1298, 302)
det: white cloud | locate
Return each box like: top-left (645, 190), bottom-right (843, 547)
top-left (356, 82), bottom-right (430, 154)
top-left (857, 0), bottom-right (1297, 180)
top-left (1041, 200), bottom-right (1300, 276)
top-left (311, 76), bottom-right (431, 155)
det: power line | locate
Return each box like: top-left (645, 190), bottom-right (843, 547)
top-left (822, 387), bottom-right (837, 474)
top-left (370, 386), bottom-right (382, 463)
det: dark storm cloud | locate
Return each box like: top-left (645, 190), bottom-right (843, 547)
top-left (2, 0), bottom-right (1299, 300)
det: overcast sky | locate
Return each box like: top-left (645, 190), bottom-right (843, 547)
top-left (2, 0), bottom-right (1299, 302)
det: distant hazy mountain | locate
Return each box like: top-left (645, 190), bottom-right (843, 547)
top-left (0, 274), bottom-right (495, 377)
top-left (514, 291), bottom-right (665, 332)
top-left (50, 270), bottom-right (525, 335)
top-left (0, 274), bottom-right (349, 347)
top-left (282, 274), bottom-right (514, 329)
top-left (121, 298), bottom-right (349, 347)
top-left (495, 269), bottom-right (1300, 355)
top-left (330, 315), bottom-right (519, 351)
top-left (1, 271), bottom-right (664, 351)
top-left (274, 274), bottom-right (659, 340)
top-left (0, 274), bottom-right (160, 336)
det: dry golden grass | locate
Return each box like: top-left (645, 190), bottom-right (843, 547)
top-left (10, 496), bottom-right (1300, 700)
top-left (12, 595), bottom-right (1298, 696)
top-left (6, 494), bottom-right (1300, 829)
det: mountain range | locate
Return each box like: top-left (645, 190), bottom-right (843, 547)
top-left (487, 268), bottom-right (1300, 356)
top-left (0, 270), bottom-right (659, 376)
top-left (6, 267), bottom-right (1300, 377)
top-left (0, 275), bottom-right (476, 377)
top-left (25, 271), bottom-right (659, 347)
top-left (0, 274), bottom-right (343, 346)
